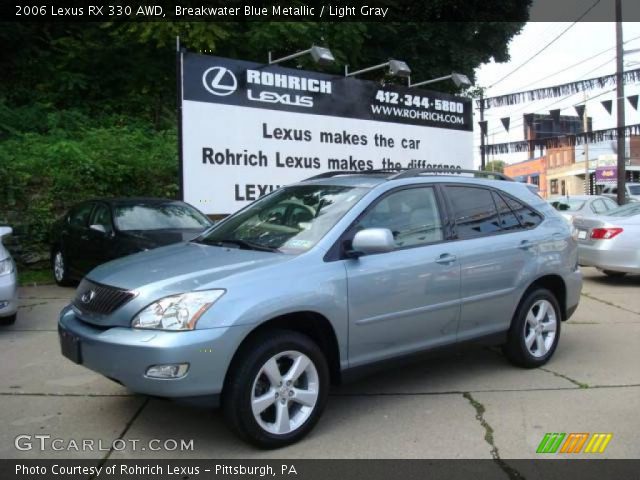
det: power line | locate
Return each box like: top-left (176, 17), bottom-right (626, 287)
top-left (493, 33), bottom-right (640, 94)
top-left (488, 0), bottom-right (602, 89)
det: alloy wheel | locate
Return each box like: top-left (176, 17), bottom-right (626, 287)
top-left (523, 299), bottom-right (557, 358)
top-left (54, 252), bottom-right (65, 282)
top-left (251, 350), bottom-right (319, 435)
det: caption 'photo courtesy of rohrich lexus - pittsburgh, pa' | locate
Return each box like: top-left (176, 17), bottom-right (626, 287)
top-left (1, 1), bottom-right (640, 480)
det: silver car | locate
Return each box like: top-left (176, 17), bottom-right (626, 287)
top-left (549, 195), bottom-right (618, 223)
top-left (0, 226), bottom-right (18, 325)
top-left (601, 182), bottom-right (640, 202)
top-left (58, 170), bottom-right (582, 448)
top-left (573, 203), bottom-right (640, 277)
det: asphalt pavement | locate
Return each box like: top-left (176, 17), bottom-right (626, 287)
top-left (1, 267), bottom-right (638, 460)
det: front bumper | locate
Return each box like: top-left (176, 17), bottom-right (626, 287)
top-left (0, 270), bottom-right (18, 318)
top-left (58, 306), bottom-right (249, 400)
top-left (578, 245), bottom-right (640, 274)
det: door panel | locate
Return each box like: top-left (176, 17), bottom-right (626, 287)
top-left (445, 186), bottom-right (543, 340)
top-left (344, 186), bottom-right (461, 366)
top-left (85, 203), bottom-right (116, 272)
top-left (65, 202), bottom-right (95, 276)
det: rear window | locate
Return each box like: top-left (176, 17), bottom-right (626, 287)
top-left (503, 195), bottom-right (543, 228)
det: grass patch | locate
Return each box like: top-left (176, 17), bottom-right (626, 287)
top-left (18, 268), bottom-right (54, 286)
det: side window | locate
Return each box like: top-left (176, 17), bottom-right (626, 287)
top-left (602, 197), bottom-right (618, 210)
top-left (68, 203), bottom-right (94, 228)
top-left (503, 195), bottom-right (543, 228)
top-left (356, 187), bottom-right (443, 248)
top-left (447, 186), bottom-right (501, 239)
top-left (590, 199), bottom-right (605, 214)
top-left (91, 204), bottom-right (114, 234)
top-left (492, 192), bottom-right (522, 230)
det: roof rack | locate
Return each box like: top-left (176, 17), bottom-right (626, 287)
top-left (389, 168), bottom-right (513, 181)
top-left (303, 169), bottom-right (401, 181)
top-left (303, 168), bottom-right (513, 182)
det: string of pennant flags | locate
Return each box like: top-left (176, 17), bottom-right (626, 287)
top-left (480, 123), bottom-right (640, 156)
top-left (478, 68), bottom-right (640, 110)
top-left (479, 94), bottom-right (639, 135)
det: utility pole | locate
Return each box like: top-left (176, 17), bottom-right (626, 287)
top-left (480, 93), bottom-right (486, 170)
top-left (583, 93), bottom-right (590, 194)
top-left (615, 0), bottom-right (626, 205)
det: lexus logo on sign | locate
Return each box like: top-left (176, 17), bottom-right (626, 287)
top-left (81, 290), bottom-right (96, 304)
top-left (202, 66), bottom-right (237, 96)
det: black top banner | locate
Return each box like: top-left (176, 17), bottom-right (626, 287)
top-left (183, 53), bottom-right (473, 132)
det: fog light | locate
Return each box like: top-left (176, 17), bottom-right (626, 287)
top-left (145, 363), bottom-right (189, 379)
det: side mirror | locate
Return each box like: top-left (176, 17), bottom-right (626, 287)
top-left (350, 228), bottom-right (395, 256)
top-left (0, 226), bottom-right (13, 239)
top-left (89, 224), bottom-right (107, 234)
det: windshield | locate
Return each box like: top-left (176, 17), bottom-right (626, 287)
top-left (196, 185), bottom-right (367, 254)
top-left (607, 203), bottom-right (640, 217)
top-left (114, 203), bottom-right (211, 231)
top-left (551, 199), bottom-right (585, 212)
top-left (628, 185), bottom-right (640, 195)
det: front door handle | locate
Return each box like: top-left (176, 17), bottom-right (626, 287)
top-left (519, 240), bottom-right (534, 250)
top-left (435, 253), bottom-right (457, 265)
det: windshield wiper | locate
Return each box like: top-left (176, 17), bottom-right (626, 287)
top-left (205, 238), bottom-right (280, 253)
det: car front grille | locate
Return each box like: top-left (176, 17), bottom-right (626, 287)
top-left (72, 279), bottom-right (136, 315)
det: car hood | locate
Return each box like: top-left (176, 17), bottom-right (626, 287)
top-left (120, 228), bottom-right (206, 246)
top-left (86, 242), bottom-right (292, 291)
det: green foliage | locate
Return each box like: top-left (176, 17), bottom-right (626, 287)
top-left (0, 111), bottom-right (177, 259)
top-left (484, 160), bottom-right (507, 173)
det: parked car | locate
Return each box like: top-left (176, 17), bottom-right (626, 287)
top-left (573, 202), bottom-right (640, 277)
top-left (50, 198), bottom-right (213, 286)
top-left (0, 226), bottom-right (18, 325)
top-left (601, 182), bottom-right (640, 202)
top-left (549, 195), bottom-right (618, 223)
top-left (58, 170), bottom-right (582, 448)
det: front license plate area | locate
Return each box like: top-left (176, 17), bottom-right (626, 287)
top-left (59, 327), bottom-right (82, 364)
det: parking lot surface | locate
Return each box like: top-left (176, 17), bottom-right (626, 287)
top-left (1, 267), bottom-right (639, 460)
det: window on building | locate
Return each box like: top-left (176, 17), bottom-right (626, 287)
top-left (550, 179), bottom-right (559, 195)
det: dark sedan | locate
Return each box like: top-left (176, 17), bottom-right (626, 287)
top-left (50, 198), bottom-right (213, 286)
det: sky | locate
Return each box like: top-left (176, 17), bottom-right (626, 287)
top-left (472, 20), bottom-right (640, 167)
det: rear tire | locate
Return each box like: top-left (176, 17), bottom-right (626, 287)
top-left (602, 270), bottom-right (627, 278)
top-left (51, 249), bottom-right (73, 286)
top-left (503, 288), bottom-right (561, 368)
top-left (222, 329), bottom-right (329, 449)
top-left (0, 314), bottom-right (16, 326)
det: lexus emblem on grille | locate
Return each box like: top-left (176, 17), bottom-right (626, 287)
top-left (81, 290), bottom-right (96, 304)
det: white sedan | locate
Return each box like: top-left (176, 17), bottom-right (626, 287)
top-left (0, 226), bottom-right (18, 325)
top-left (573, 203), bottom-right (640, 277)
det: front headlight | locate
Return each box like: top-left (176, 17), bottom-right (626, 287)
top-left (0, 258), bottom-right (15, 276)
top-left (131, 290), bottom-right (225, 331)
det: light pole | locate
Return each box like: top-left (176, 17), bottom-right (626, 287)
top-left (615, 0), bottom-right (626, 205)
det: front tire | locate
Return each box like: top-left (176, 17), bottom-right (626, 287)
top-left (52, 249), bottom-right (73, 286)
top-left (222, 330), bottom-right (329, 449)
top-left (0, 314), bottom-right (16, 326)
top-left (503, 288), bottom-right (561, 368)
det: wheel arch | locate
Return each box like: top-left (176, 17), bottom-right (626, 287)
top-left (224, 311), bottom-right (342, 389)
top-left (519, 274), bottom-right (567, 321)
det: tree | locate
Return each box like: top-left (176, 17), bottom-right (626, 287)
top-left (484, 160), bottom-right (506, 173)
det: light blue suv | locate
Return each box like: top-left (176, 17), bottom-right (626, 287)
top-left (58, 169), bottom-right (582, 448)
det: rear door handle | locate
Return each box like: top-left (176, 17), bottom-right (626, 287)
top-left (435, 253), bottom-right (457, 265)
top-left (519, 240), bottom-right (534, 250)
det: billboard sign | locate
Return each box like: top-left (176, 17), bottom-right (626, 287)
top-left (180, 52), bottom-right (474, 214)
